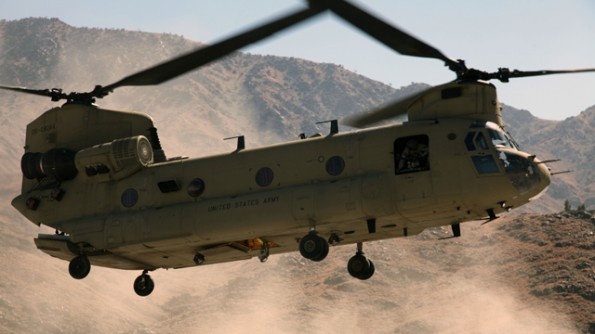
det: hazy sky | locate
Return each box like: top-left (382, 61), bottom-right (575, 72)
top-left (1, 0), bottom-right (594, 120)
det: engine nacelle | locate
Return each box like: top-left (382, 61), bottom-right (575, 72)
top-left (75, 135), bottom-right (154, 182)
top-left (21, 148), bottom-right (78, 181)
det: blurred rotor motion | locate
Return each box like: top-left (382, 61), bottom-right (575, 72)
top-left (323, 0), bottom-right (595, 127)
top-left (1, 0), bottom-right (594, 126)
top-left (0, 4), bottom-right (327, 104)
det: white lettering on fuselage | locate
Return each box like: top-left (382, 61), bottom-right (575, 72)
top-left (31, 123), bottom-right (56, 135)
top-left (207, 195), bottom-right (280, 212)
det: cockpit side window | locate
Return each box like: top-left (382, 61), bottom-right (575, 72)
top-left (465, 129), bottom-right (500, 174)
top-left (465, 132), bottom-right (476, 151)
top-left (394, 135), bottom-right (429, 174)
top-left (475, 132), bottom-right (489, 150)
top-left (471, 155), bottom-right (500, 174)
top-left (465, 131), bottom-right (489, 151)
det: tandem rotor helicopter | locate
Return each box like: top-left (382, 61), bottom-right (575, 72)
top-left (3, 1), bottom-right (595, 296)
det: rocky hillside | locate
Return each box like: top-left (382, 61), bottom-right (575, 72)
top-left (502, 105), bottom-right (595, 211)
top-left (1, 18), bottom-right (592, 211)
top-left (1, 18), bottom-right (593, 210)
top-left (0, 18), bottom-right (406, 153)
top-left (0, 18), bottom-right (594, 334)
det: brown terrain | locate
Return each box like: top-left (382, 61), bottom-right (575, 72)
top-left (1, 208), bottom-right (593, 333)
top-left (0, 18), bottom-right (593, 333)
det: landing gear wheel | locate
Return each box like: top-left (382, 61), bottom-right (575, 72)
top-left (347, 253), bottom-right (375, 280)
top-left (299, 232), bottom-right (329, 262)
top-left (68, 255), bottom-right (91, 279)
top-left (311, 241), bottom-right (329, 262)
top-left (133, 273), bottom-right (155, 297)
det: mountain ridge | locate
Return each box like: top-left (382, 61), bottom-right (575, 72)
top-left (1, 18), bottom-right (593, 209)
top-left (0, 18), bottom-right (593, 333)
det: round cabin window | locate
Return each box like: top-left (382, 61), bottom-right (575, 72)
top-left (255, 167), bottom-right (274, 187)
top-left (326, 156), bottom-right (345, 176)
top-left (187, 178), bottom-right (206, 197)
top-left (121, 188), bottom-right (139, 208)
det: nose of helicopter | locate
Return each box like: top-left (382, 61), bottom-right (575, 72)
top-left (499, 150), bottom-right (552, 203)
top-left (528, 156), bottom-right (552, 200)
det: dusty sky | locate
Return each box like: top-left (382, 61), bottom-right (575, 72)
top-left (1, 0), bottom-right (595, 120)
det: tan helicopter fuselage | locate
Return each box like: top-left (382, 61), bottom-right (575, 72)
top-left (12, 82), bottom-right (551, 271)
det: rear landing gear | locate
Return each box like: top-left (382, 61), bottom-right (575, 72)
top-left (299, 232), bottom-right (329, 262)
top-left (347, 242), bottom-right (375, 280)
top-left (68, 255), bottom-right (91, 279)
top-left (134, 270), bottom-right (155, 297)
top-left (67, 254), bottom-right (155, 297)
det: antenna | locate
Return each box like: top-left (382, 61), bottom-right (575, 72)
top-left (224, 135), bottom-right (245, 151)
top-left (316, 120), bottom-right (339, 135)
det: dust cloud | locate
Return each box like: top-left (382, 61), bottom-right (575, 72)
top-left (118, 225), bottom-right (579, 334)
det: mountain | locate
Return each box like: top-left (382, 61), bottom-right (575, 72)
top-left (0, 18), bottom-right (413, 153)
top-left (502, 105), bottom-right (595, 212)
top-left (1, 18), bottom-right (593, 210)
top-left (2, 18), bottom-right (592, 211)
top-left (0, 18), bottom-right (594, 334)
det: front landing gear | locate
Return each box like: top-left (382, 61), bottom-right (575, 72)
top-left (347, 242), bottom-right (375, 280)
top-left (69, 255), bottom-right (91, 279)
top-left (134, 270), bottom-right (155, 297)
top-left (299, 232), bottom-right (329, 262)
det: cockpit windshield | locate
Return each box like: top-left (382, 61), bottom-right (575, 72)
top-left (466, 121), bottom-right (541, 193)
top-left (467, 121), bottom-right (519, 151)
top-left (485, 122), bottom-right (518, 150)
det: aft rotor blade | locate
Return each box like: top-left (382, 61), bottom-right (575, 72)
top-left (343, 85), bottom-right (436, 128)
top-left (326, 1), bottom-right (462, 71)
top-left (100, 5), bottom-right (327, 95)
top-left (493, 67), bottom-right (595, 82)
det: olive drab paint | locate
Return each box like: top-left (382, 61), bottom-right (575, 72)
top-left (12, 81), bottom-right (552, 291)
top-left (6, 0), bottom-right (586, 296)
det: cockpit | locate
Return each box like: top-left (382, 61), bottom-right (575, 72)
top-left (465, 121), bottom-right (548, 196)
top-left (465, 121), bottom-right (518, 152)
top-left (487, 125), bottom-right (518, 150)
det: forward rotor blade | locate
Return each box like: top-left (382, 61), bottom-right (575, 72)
top-left (99, 5), bottom-right (327, 95)
top-left (493, 67), bottom-right (595, 82)
top-left (326, 1), bottom-right (461, 71)
top-left (343, 85), bottom-right (436, 128)
top-left (0, 85), bottom-right (62, 100)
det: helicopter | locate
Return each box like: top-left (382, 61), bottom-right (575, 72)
top-left (3, 1), bottom-right (595, 297)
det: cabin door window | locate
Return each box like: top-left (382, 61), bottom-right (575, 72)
top-left (394, 135), bottom-right (430, 175)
